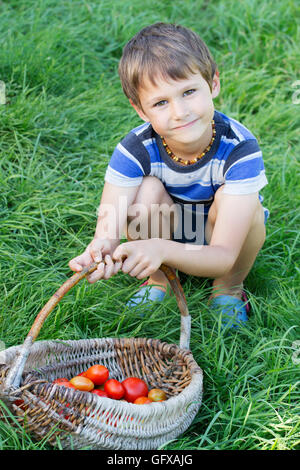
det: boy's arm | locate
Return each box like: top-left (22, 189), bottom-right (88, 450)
top-left (69, 182), bottom-right (139, 282)
top-left (162, 192), bottom-right (260, 277)
top-left (113, 193), bottom-right (261, 279)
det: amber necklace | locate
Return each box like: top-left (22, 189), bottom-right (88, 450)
top-left (161, 119), bottom-right (216, 166)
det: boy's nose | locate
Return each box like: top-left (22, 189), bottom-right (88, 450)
top-left (171, 99), bottom-right (188, 121)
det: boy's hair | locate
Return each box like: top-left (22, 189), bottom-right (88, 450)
top-left (118, 22), bottom-right (217, 108)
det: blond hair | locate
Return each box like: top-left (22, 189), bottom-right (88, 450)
top-left (118, 23), bottom-right (217, 108)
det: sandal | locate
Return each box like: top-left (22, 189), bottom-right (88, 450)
top-left (126, 280), bottom-right (167, 310)
top-left (210, 291), bottom-right (250, 329)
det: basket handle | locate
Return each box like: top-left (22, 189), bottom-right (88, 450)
top-left (3, 263), bottom-right (190, 390)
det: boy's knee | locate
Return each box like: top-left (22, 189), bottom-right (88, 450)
top-left (207, 185), bottom-right (265, 235)
top-left (127, 176), bottom-right (176, 240)
top-left (134, 176), bottom-right (164, 203)
top-left (207, 185), bottom-right (224, 226)
top-left (127, 177), bottom-right (164, 226)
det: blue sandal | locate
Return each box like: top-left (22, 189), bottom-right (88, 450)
top-left (210, 291), bottom-right (250, 329)
top-left (126, 281), bottom-right (167, 310)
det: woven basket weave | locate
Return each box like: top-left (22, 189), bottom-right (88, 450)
top-left (0, 263), bottom-right (203, 450)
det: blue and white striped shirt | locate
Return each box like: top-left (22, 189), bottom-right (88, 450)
top-left (105, 110), bottom-right (269, 218)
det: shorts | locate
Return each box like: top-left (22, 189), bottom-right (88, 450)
top-left (172, 199), bottom-right (269, 246)
top-left (172, 200), bottom-right (210, 246)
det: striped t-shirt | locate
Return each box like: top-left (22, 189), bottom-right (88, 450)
top-left (105, 110), bottom-right (269, 219)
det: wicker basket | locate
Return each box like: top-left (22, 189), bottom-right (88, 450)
top-left (0, 263), bottom-right (203, 450)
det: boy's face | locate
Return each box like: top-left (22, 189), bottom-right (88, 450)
top-left (130, 71), bottom-right (220, 153)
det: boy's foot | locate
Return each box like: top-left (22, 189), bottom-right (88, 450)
top-left (126, 271), bottom-right (170, 309)
top-left (126, 269), bottom-right (170, 310)
top-left (126, 280), bottom-right (167, 309)
top-left (210, 291), bottom-right (250, 329)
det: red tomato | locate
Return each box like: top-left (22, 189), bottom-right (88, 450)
top-left (77, 371), bottom-right (87, 377)
top-left (84, 364), bottom-right (109, 385)
top-left (134, 396), bottom-right (152, 405)
top-left (14, 399), bottom-right (24, 407)
top-left (104, 379), bottom-right (125, 400)
top-left (62, 382), bottom-right (76, 389)
top-left (13, 399), bottom-right (28, 411)
top-left (122, 377), bottom-right (148, 403)
top-left (54, 380), bottom-right (76, 389)
top-left (53, 377), bottom-right (69, 384)
top-left (91, 389), bottom-right (108, 398)
top-left (70, 376), bottom-right (94, 391)
top-left (148, 388), bottom-right (167, 402)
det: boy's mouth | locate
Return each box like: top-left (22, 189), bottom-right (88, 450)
top-left (173, 118), bottom-right (198, 130)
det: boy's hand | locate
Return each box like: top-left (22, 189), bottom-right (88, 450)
top-left (113, 239), bottom-right (164, 280)
top-left (69, 239), bottom-right (122, 283)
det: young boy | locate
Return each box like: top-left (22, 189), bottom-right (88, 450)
top-left (69, 23), bottom-right (269, 328)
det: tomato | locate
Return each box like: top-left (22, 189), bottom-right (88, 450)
top-left (54, 380), bottom-right (76, 389)
top-left (77, 371), bottom-right (87, 377)
top-left (53, 377), bottom-right (69, 384)
top-left (14, 399), bottom-right (25, 407)
top-left (122, 377), bottom-right (148, 403)
top-left (91, 389), bottom-right (108, 398)
top-left (104, 379), bottom-right (125, 400)
top-left (61, 382), bottom-right (76, 389)
top-left (13, 399), bottom-right (28, 411)
top-left (148, 388), bottom-right (167, 402)
top-left (70, 376), bottom-right (94, 392)
top-left (134, 396), bottom-right (152, 404)
top-left (84, 364), bottom-right (109, 385)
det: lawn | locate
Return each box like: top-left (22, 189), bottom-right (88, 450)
top-left (0, 0), bottom-right (299, 450)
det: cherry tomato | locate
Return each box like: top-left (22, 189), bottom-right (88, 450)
top-left (91, 389), bottom-right (109, 398)
top-left (148, 388), bottom-right (167, 402)
top-left (77, 371), bottom-right (87, 377)
top-left (13, 399), bottom-right (28, 411)
top-left (122, 377), bottom-right (148, 403)
top-left (104, 379), bottom-right (125, 400)
top-left (84, 364), bottom-right (109, 385)
top-left (53, 377), bottom-right (69, 384)
top-left (62, 382), bottom-right (76, 389)
top-left (54, 380), bottom-right (76, 389)
top-left (134, 396), bottom-right (153, 404)
top-left (70, 376), bottom-right (94, 391)
top-left (14, 399), bottom-right (24, 407)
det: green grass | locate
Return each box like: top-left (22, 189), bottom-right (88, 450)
top-left (0, 0), bottom-right (299, 451)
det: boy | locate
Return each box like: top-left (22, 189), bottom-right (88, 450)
top-left (69, 23), bottom-right (269, 328)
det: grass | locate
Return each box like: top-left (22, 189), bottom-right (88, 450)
top-left (0, 0), bottom-right (299, 451)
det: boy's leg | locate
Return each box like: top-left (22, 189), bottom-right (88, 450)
top-left (126, 176), bottom-right (176, 291)
top-left (205, 186), bottom-right (266, 300)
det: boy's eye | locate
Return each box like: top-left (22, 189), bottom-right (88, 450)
top-left (183, 89), bottom-right (196, 97)
top-left (154, 100), bottom-right (167, 107)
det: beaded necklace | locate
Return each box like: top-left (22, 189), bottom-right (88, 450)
top-left (161, 119), bottom-right (216, 166)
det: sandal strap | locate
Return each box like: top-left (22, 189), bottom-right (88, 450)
top-left (210, 294), bottom-right (249, 328)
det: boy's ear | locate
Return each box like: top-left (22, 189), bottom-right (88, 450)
top-left (129, 99), bottom-right (149, 122)
top-left (211, 70), bottom-right (220, 99)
